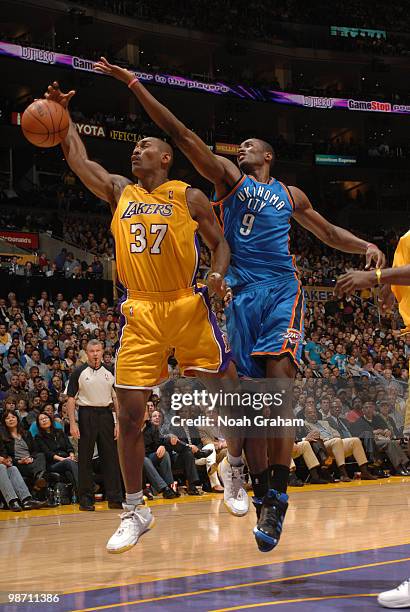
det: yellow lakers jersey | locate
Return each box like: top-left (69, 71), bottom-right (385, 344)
top-left (392, 229), bottom-right (410, 331)
top-left (111, 180), bottom-right (199, 292)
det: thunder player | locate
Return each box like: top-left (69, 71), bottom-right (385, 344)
top-left (44, 81), bottom-right (235, 553)
top-left (95, 58), bottom-right (384, 553)
top-left (335, 231), bottom-right (410, 609)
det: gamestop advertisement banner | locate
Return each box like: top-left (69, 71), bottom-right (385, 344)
top-left (2, 41), bottom-right (410, 115)
top-left (0, 230), bottom-right (39, 250)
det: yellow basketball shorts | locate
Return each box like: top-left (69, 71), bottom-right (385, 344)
top-left (115, 286), bottom-right (232, 389)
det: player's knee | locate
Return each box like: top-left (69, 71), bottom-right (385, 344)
top-left (118, 407), bottom-right (144, 432)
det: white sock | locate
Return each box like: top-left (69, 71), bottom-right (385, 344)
top-left (227, 452), bottom-right (243, 467)
top-left (125, 491), bottom-right (144, 508)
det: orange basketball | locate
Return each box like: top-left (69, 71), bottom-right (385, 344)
top-left (21, 99), bottom-right (69, 148)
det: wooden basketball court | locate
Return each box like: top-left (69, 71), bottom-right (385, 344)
top-left (1, 477), bottom-right (410, 611)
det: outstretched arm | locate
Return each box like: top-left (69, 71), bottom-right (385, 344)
top-left (335, 265), bottom-right (410, 296)
top-left (93, 58), bottom-right (241, 196)
top-left (186, 187), bottom-right (231, 298)
top-left (291, 185), bottom-right (385, 268)
top-left (45, 82), bottom-right (131, 212)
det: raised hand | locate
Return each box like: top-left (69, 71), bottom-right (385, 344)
top-left (365, 243), bottom-right (385, 269)
top-left (379, 284), bottom-right (396, 312)
top-left (207, 272), bottom-right (227, 299)
top-left (93, 56), bottom-right (135, 84)
top-left (334, 270), bottom-right (376, 297)
top-left (223, 286), bottom-right (233, 307)
top-left (44, 81), bottom-right (76, 109)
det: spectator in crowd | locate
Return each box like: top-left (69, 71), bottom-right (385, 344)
top-left (345, 397), bottom-right (364, 423)
top-left (0, 434), bottom-right (46, 511)
top-left (34, 412), bottom-right (79, 491)
top-left (142, 408), bottom-right (179, 498)
top-left (291, 439), bottom-right (329, 484)
top-left (377, 399), bottom-right (402, 438)
top-left (54, 248), bottom-right (67, 271)
top-left (0, 410), bottom-right (47, 491)
top-left (16, 398), bottom-right (29, 423)
top-left (5, 374), bottom-right (28, 404)
top-left (350, 401), bottom-right (410, 475)
top-left (29, 405), bottom-right (64, 437)
top-left (91, 256), bottom-right (104, 278)
top-left (303, 404), bottom-right (377, 481)
top-left (165, 413), bottom-right (204, 496)
top-left (63, 253), bottom-right (81, 279)
top-left (0, 323), bottom-right (11, 355)
top-left (329, 344), bottom-right (348, 374)
top-left (304, 331), bottom-right (323, 370)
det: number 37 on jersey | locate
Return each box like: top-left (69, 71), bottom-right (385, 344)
top-left (130, 223), bottom-right (168, 254)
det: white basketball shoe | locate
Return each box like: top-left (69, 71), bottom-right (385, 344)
top-left (378, 579), bottom-right (410, 608)
top-left (218, 457), bottom-right (249, 517)
top-left (106, 504), bottom-right (155, 554)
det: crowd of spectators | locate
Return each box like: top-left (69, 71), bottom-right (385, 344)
top-left (8, 251), bottom-right (105, 280)
top-left (0, 212), bottom-right (408, 508)
top-left (71, 0), bottom-right (410, 35)
top-left (69, 0), bottom-right (410, 56)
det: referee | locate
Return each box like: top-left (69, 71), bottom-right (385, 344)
top-left (67, 339), bottom-right (123, 511)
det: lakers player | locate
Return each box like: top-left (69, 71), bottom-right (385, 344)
top-left (44, 81), bottom-right (237, 553)
top-left (335, 231), bottom-right (410, 609)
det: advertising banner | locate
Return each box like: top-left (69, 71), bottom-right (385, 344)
top-left (330, 26), bottom-right (386, 39)
top-left (2, 41), bottom-right (410, 115)
top-left (215, 142), bottom-right (239, 155)
top-left (0, 231), bottom-right (39, 250)
top-left (304, 286), bottom-right (336, 301)
top-left (315, 154), bottom-right (357, 165)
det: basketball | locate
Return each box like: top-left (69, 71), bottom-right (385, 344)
top-left (21, 99), bottom-right (69, 147)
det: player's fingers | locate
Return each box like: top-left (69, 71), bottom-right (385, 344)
top-left (100, 56), bottom-right (110, 66)
top-left (334, 278), bottom-right (348, 296)
top-left (66, 90), bottom-right (76, 100)
top-left (224, 291), bottom-right (233, 306)
top-left (337, 273), bottom-right (348, 282)
top-left (377, 252), bottom-right (386, 268)
top-left (52, 81), bottom-right (60, 89)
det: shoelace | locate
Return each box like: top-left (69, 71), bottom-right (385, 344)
top-left (116, 510), bottom-right (143, 536)
top-left (397, 579), bottom-right (410, 590)
top-left (231, 466), bottom-right (245, 497)
top-left (262, 499), bottom-right (283, 530)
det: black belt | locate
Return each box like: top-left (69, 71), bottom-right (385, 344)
top-left (78, 405), bottom-right (112, 410)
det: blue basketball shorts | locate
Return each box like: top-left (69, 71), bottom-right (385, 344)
top-left (225, 278), bottom-right (305, 378)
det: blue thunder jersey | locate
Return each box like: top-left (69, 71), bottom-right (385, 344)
top-left (214, 174), bottom-right (298, 291)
